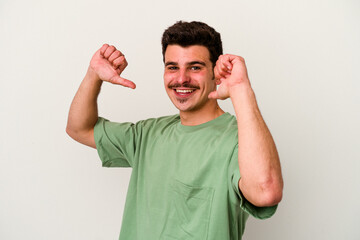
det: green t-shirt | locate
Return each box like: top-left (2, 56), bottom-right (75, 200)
top-left (94, 112), bottom-right (276, 240)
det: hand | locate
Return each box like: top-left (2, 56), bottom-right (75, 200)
top-left (89, 44), bottom-right (136, 89)
top-left (208, 54), bottom-right (250, 99)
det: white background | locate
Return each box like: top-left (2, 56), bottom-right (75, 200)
top-left (1, 0), bottom-right (359, 239)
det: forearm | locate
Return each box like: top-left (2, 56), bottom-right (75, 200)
top-left (66, 67), bottom-right (102, 148)
top-left (230, 83), bottom-right (283, 207)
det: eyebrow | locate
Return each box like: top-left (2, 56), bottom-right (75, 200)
top-left (165, 61), bottom-right (177, 67)
top-left (165, 61), bottom-right (207, 67)
top-left (189, 61), bottom-right (206, 66)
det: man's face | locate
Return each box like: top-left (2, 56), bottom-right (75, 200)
top-left (164, 45), bottom-right (216, 113)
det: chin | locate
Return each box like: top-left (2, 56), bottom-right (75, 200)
top-left (168, 93), bottom-right (206, 113)
top-left (174, 102), bottom-right (205, 113)
top-left (174, 105), bottom-right (193, 112)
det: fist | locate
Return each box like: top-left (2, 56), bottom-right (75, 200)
top-left (89, 44), bottom-right (136, 89)
top-left (209, 54), bottom-right (250, 99)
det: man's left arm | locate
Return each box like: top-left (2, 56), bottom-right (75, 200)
top-left (209, 54), bottom-right (283, 207)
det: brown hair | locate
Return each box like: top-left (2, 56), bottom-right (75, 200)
top-left (161, 21), bottom-right (223, 67)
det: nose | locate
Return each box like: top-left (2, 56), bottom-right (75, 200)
top-left (177, 69), bottom-right (190, 84)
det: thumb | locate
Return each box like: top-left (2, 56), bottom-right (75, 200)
top-left (208, 90), bottom-right (219, 99)
top-left (110, 76), bottom-right (136, 89)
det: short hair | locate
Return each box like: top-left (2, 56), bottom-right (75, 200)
top-left (161, 21), bottom-right (223, 67)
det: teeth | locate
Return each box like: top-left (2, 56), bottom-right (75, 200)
top-left (176, 89), bottom-right (194, 93)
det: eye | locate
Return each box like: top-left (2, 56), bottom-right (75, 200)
top-left (190, 66), bottom-right (201, 71)
top-left (167, 66), bottom-right (178, 71)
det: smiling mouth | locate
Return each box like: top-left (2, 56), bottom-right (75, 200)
top-left (175, 89), bottom-right (195, 93)
top-left (173, 88), bottom-right (196, 98)
top-left (169, 83), bottom-right (199, 98)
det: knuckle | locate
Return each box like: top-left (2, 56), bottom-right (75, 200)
top-left (100, 44), bottom-right (109, 54)
top-left (114, 55), bottom-right (125, 65)
top-left (111, 51), bottom-right (121, 60)
top-left (108, 45), bottom-right (116, 52)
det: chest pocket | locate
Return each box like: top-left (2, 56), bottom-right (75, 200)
top-left (160, 179), bottom-right (215, 240)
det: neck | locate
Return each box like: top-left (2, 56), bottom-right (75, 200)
top-left (179, 102), bottom-right (225, 126)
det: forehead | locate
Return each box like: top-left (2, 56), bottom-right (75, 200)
top-left (164, 45), bottom-right (211, 64)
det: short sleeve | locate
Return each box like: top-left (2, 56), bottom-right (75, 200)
top-left (94, 117), bottom-right (139, 168)
top-left (229, 145), bottom-right (278, 219)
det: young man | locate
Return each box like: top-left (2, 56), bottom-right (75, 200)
top-left (66, 21), bottom-right (283, 240)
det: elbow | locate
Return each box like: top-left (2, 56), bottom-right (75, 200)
top-left (260, 186), bottom-right (283, 207)
top-left (66, 125), bottom-right (76, 139)
top-left (66, 125), bottom-right (83, 142)
top-left (257, 179), bottom-right (283, 207)
top-left (242, 178), bottom-right (283, 207)
top-left (65, 125), bottom-right (96, 148)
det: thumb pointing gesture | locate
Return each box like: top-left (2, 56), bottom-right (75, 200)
top-left (90, 44), bottom-right (136, 89)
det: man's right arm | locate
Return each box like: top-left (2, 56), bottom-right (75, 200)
top-left (66, 44), bottom-right (136, 148)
